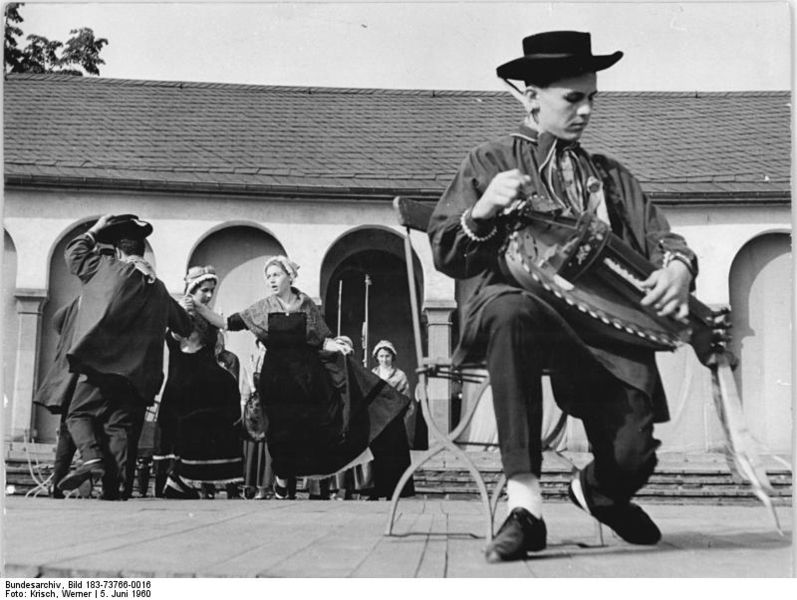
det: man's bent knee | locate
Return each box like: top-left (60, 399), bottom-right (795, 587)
top-left (483, 293), bottom-right (548, 332)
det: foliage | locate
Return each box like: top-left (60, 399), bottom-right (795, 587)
top-left (4, 3), bottom-right (108, 76)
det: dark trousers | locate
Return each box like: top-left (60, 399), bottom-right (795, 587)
top-left (66, 374), bottom-right (145, 498)
top-left (482, 293), bottom-right (660, 507)
top-left (53, 416), bottom-right (77, 484)
top-left (122, 410), bottom-right (147, 498)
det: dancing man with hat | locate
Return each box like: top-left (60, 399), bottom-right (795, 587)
top-left (428, 31), bottom-right (697, 562)
top-left (57, 214), bottom-right (192, 499)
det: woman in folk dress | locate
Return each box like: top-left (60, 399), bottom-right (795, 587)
top-left (192, 256), bottom-right (412, 499)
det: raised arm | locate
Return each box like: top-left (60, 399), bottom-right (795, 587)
top-left (191, 299), bottom-right (228, 330)
top-left (64, 214), bottom-right (117, 282)
top-left (167, 294), bottom-right (194, 338)
top-left (428, 152), bottom-right (522, 279)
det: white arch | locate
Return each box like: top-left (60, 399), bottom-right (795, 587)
top-left (319, 225), bottom-right (412, 295)
top-left (6, 214), bottom-right (163, 293)
top-left (43, 216), bottom-right (98, 275)
top-left (319, 223), bottom-right (454, 308)
top-left (324, 223), bottom-right (404, 248)
top-left (727, 230), bottom-right (792, 453)
top-left (184, 220), bottom-right (286, 271)
top-left (3, 229), bottom-right (20, 437)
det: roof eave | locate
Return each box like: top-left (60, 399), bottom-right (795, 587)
top-left (3, 174), bottom-right (442, 202)
top-left (3, 174), bottom-right (791, 206)
top-left (647, 190), bottom-right (791, 205)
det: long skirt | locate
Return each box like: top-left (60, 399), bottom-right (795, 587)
top-left (159, 343), bottom-right (244, 488)
top-left (260, 347), bottom-right (413, 480)
top-left (177, 410), bottom-right (243, 486)
top-left (259, 343), bottom-right (368, 478)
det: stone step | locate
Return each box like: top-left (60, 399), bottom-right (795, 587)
top-left (412, 479), bottom-right (793, 495)
top-left (414, 471), bottom-right (793, 485)
top-left (405, 448), bottom-right (792, 504)
top-left (5, 444), bottom-right (792, 503)
top-left (411, 469), bottom-right (792, 505)
top-left (412, 488), bottom-right (790, 506)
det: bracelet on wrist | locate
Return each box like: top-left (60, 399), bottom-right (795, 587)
top-left (460, 209), bottom-right (497, 243)
top-left (663, 250), bottom-right (695, 278)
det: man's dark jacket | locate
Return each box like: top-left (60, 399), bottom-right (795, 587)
top-left (428, 125), bottom-right (698, 423)
top-left (64, 233), bottom-right (192, 405)
top-left (33, 296), bottom-right (81, 414)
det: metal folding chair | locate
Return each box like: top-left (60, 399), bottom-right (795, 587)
top-left (384, 196), bottom-right (569, 541)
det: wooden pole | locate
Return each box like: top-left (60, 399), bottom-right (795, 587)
top-left (336, 279), bottom-right (343, 337)
top-left (362, 273), bottom-right (371, 367)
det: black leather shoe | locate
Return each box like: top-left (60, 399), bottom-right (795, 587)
top-left (273, 478), bottom-right (297, 500)
top-left (273, 482), bottom-right (295, 499)
top-left (57, 458), bottom-right (105, 492)
top-left (485, 507), bottom-right (547, 563)
top-left (568, 473), bottom-right (661, 545)
top-left (273, 482), bottom-right (287, 499)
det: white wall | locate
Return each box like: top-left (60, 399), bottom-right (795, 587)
top-left (2, 188), bottom-right (791, 451)
top-left (664, 203), bottom-right (791, 305)
top-left (2, 188), bottom-right (453, 305)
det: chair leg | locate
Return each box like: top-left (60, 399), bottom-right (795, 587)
top-left (440, 435), bottom-right (494, 540)
top-left (593, 521), bottom-right (605, 546)
top-left (384, 437), bottom-right (494, 540)
top-left (384, 443), bottom-right (444, 536)
top-left (490, 472), bottom-right (506, 526)
top-left (385, 388), bottom-right (495, 540)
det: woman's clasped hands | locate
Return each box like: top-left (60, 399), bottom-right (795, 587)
top-left (179, 295), bottom-right (196, 315)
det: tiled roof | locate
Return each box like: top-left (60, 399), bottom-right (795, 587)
top-left (3, 74), bottom-right (791, 200)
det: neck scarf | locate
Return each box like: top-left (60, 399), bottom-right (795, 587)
top-left (513, 125), bottom-right (610, 224)
top-left (120, 255), bottom-right (156, 284)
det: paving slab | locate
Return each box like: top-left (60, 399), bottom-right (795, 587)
top-left (1, 496), bottom-right (793, 578)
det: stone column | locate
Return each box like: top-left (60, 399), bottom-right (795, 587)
top-left (10, 289), bottom-right (48, 441)
top-left (423, 300), bottom-right (456, 435)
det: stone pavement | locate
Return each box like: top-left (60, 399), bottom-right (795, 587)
top-left (1, 495), bottom-right (793, 578)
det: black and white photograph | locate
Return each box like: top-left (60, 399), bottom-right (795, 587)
top-left (1, 0), bottom-right (793, 588)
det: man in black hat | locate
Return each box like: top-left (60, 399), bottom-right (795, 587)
top-left (429, 31), bottom-right (697, 562)
top-left (57, 214), bottom-right (192, 499)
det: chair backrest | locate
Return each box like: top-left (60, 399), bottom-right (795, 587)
top-left (393, 197), bottom-right (435, 233)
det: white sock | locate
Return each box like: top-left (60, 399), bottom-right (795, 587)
top-left (506, 473), bottom-right (543, 519)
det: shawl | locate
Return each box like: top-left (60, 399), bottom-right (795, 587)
top-left (119, 254), bottom-right (156, 284)
top-left (372, 366), bottom-right (410, 396)
top-left (238, 288), bottom-right (331, 347)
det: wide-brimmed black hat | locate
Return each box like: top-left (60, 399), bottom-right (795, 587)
top-left (497, 31), bottom-right (623, 84)
top-left (94, 214), bottom-right (153, 244)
